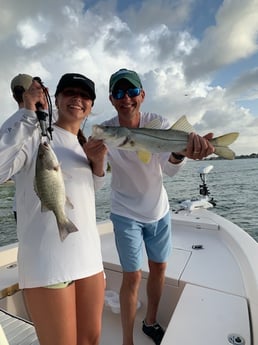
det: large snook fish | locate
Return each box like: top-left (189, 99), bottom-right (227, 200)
top-left (91, 115), bottom-right (239, 163)
top-left (34, 142), bottom-right (78, 241)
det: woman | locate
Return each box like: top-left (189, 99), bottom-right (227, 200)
top-left (0, 73), bottom-right (107, 345)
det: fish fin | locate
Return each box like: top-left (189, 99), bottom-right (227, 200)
top-left (171, 115), bottom-right (195, 133)
top-left (57, 218), bottom-right (79, 241)
top-left (65, 196), bottom-right (74, 209)
top-left (137, 151), bottom-right (152, 163)
top-left (144, 119), bottom-right (162, 129)
top-left (212, 132), bottom-right (239, 159)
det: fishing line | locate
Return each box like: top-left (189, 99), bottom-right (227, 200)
top-left (77, 118), bottom-right (88, 147)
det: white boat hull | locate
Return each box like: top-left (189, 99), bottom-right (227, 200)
top-left (0, 208), bottom-right (257, 345)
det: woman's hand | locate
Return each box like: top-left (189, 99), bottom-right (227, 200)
top-left (83, 137), bottom-right (108, 176)
top-left (23, 79), bottom-right (48, 112)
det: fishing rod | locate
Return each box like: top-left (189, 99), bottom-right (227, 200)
top-left (33, 76), bottom-right (53, 140)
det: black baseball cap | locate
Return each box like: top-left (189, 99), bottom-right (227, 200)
top-left (55, 73), bottom-right (96, 100)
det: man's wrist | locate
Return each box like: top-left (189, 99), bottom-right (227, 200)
top-left (171, 152), bottom-right (185, 161)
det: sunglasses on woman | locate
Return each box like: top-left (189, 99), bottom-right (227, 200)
top-left (111, 88), bottom-right (141, 100)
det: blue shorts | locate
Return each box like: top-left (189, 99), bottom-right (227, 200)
top-left (110, 212), bottom-right (172, 272)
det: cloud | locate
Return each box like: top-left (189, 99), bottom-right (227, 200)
top-left (226, 67), bottom-right (258, 100)
top-left (0, 0), bottom-right (257, 155)
top-left (184, 0), bottom-right (258, 81)
top-left (120, 0), bottom-right (193, 31)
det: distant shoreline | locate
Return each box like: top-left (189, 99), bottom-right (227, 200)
top-left (206, 154), bottom-right (258, 160)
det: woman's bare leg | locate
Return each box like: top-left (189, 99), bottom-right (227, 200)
top-left (23, 283), bottom-right (76, 345)
top-left (76, 272), bottom-right (105, 345)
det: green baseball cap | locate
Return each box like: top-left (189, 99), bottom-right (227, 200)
top-left (109, 68), bottom-right (142, 92)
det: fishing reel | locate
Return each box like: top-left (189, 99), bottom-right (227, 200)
top-left (34, 77), bottom-right (53, 140)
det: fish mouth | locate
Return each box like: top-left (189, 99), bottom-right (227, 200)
top-left (39, 142), bottom-right (50, 153)
top-left (40, 141), bottom-right (49, 150)
top-left (92, 125), bottom-right (105, 139)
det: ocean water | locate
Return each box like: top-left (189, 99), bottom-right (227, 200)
top-left (0, 158), bottom-right (257, 247)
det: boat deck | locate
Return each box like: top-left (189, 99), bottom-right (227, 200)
top-left (100, 212), bottom-right (251, 344)
top-left (100, 211), bottom-right (246, 295)
top-left (0, 209), bottom-right (256, 345)
top-left (0, 309), bottom-right (38, 345)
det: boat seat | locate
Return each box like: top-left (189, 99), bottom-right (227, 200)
top-left (0, 309), bottom-right (39, 345)
top-left (161, 284), bottom-right (251, 345)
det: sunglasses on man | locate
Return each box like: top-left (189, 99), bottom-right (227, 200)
top-left (111, 88), bottom-right (141, 100)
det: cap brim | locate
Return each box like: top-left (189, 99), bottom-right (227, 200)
top-left (110, 75), bottom-right (142, 91)
top-left (56, 80), bottom-right (96, 100)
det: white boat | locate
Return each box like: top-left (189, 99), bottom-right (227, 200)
top-left (0, 166), bottom-right (257, 345)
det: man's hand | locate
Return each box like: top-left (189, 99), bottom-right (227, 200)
top-left (183, 132), bottom-right (215, 160)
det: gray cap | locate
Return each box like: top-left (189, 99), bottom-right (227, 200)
top-left (10, 74), bottom-right (33, 92)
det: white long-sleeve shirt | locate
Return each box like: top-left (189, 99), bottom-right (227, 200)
top-left (0, 110), bottom-right (104, 288)
top-left (102, 112), bottom-right (186, 223)
top-left (0, 108), bottom-right (27, 213)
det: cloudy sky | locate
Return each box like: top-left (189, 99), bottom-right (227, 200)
top-left (1, 0), bottom-right (258, 155)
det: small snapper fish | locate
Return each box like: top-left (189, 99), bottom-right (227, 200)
top-left (34, 142), bottom-right (78, 241)
top-left (91, 115), bottom-right (239, 163)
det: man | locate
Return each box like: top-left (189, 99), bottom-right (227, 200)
top-left (102, 68), bottom-right (214, 345)
top-left (5, 74), bottom-right (51, 222)
top-left (11, 73), bottom-right (33, 107)
top-left (4, 74), bottom-right (35, 221)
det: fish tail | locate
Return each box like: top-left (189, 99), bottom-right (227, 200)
top-left (212, 132), bottom-right (239, 160)
top-left (57, 219), bottom-right (79, 241)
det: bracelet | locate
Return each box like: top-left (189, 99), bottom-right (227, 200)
top-left (171, 152), bottom-right (185, 161)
